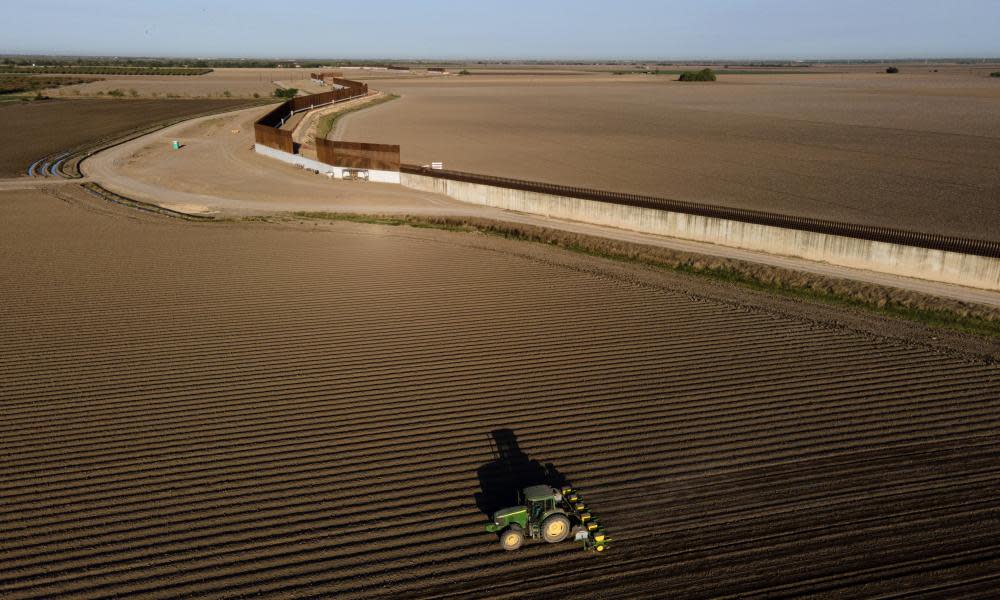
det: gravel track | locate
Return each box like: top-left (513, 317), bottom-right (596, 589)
top-left (2, 187), bottom-right (999, 598)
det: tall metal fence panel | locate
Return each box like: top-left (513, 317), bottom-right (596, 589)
top-left (253, 123), bottom-right (293, 153)
top-left (253, 79), bottom-right (370, 151)
top-left (317, 139), bottom-right (401, 171)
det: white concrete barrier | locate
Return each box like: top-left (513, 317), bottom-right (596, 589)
top-left (401, 173), bottom-right (1000, 292)
top-left (254, 143), bottom-right (401, 184)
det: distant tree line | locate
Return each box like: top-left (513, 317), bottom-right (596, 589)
top-left (0, 56), bottom-right (241, 69)
top-left (0, 74), bottom-right (102, 95)
top-left (0, 65), bottom-right (211, 76)
top-left (0, 56), bottom-right (433, 70)
top-left (992, 72), bottom-right (1000, 78)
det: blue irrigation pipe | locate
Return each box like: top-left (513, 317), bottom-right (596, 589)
top-left (49, 153), bottom-right (69, 177)
top-left (27, 157), bottom-right (44, 177)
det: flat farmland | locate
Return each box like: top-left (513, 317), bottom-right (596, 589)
top-left (339, 73), bottom-right (1000, 240)
top-left (2, 188), bottom-right (999, 598)
top-left (38, 68), bottom-right (303, 99)
top-left (40, 67), bottom-right (435, 99)
top-left (0, 98), bottom-right (251, 177)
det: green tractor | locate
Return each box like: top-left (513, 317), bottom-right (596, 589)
top-left (485, 485), bottom-right (611, 552)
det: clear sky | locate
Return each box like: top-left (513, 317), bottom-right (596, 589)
top-left (5, 0), bottom-right (999, 60)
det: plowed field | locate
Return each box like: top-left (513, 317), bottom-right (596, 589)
top-left (339, 74), bottom-right (1000, 241)
top-left (0, 98), bottom-right (251, 177)
top-left (2, 188), bottom-right (999, 598)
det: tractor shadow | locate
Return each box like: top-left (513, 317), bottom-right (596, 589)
top-left (475, 428), bottom-right (568, 518)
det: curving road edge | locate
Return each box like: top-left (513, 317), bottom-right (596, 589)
top-left (74, 103), bottom-right (1000, 309)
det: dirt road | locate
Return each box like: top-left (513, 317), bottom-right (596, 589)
top-left (81, 106), bottom-right (472, 217)
top-left (78, 103), bottom-right (1000, 308)
top-left (2, 188), bottom-right (998, 598)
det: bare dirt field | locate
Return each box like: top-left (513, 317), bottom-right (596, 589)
top-left (40, 67), bottom-right (438, 99)
top-left (339, 71), bottom-right (1000, 240)
top-left (2, 187), bottom-right (999, 598)
top-left (0, 98), bottom-right (251, 176)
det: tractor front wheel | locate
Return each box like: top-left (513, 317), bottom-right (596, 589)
top-left (542, 514), bottom-right (571, 543)
top-left (500, 525), bottom-right (524, 551)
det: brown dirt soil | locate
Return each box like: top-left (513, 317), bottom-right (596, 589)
top-left (2, 187), bottom-right (999, 598)
top-left (74, 105), bottom-right (1000, 308)
top-left (41, 67), bottom-right (436, 99)
top-left (80, 105), bottom-right (478, 217)
top-left (339, 72), bottom-right (1000, 241)
top-left (299, 213), bottom-right (1000, 339)
top-left (0, 98), bottom-right (251, 177)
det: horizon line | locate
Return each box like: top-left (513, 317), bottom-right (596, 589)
top-left (3, 52), bottom-right (1000, 63)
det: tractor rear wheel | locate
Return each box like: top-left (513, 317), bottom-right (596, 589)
top-left (542, 514), bottom-right (571, 543)
top-left (500, 525), bottom-right (524, 551)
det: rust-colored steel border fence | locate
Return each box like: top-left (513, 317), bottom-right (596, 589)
top-left (252, 123), bottom-right (293, 153)
top-left (287, 81), bottom-right (368, 112)
top-left (253, 100), bottom-right (295, 153)
top-left (310, 71), bottom-right (343, 80)
top-left (400, 164), bottom-right (1000, 258)
top-left (253, 79), bottom-right (369, 153)
top-left (316, 139), bottom-right (401, 171)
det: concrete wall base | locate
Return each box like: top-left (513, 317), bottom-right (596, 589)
top-left (254, 144), bottom-right (401, 184)
top-left (401, 173), bottom-right (1000, 292)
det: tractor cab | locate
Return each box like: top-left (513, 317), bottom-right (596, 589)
top-left (523, 485), bottom-right (561, 525)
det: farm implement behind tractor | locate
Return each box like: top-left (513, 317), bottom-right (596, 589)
top-left (485, 485), bottom-right (612, 552)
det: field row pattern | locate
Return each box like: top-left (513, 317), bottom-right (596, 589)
top-left (1, 194), bottom-right (999, 598)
